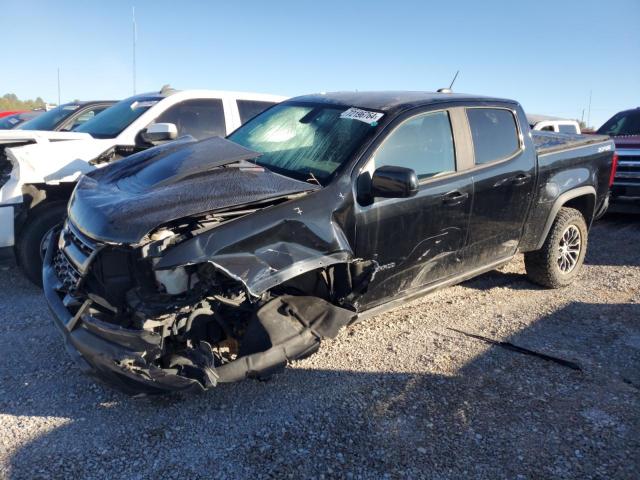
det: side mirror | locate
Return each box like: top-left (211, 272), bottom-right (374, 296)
top-left (141, 122), bottom-right (178, 144)
top-left (371, 165), bottom-right (419, 199)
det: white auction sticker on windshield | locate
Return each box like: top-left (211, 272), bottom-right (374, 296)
top-left (63, 105), bottom-right (80, 110)
top-left (340, 107), bottom-right (384, 125)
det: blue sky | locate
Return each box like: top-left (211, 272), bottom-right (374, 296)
top-left (1, 0), bottom-right (638, 128)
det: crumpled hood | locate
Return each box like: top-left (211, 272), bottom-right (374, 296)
top-left (0, 129), bottom-right (91, 145)
top-left (68, 136), bottom-right (319, 244)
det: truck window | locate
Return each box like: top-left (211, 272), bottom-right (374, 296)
top-left (467, 108), bottom-right (520, 165)
top-left (372, 111), bottom-right (456, 180)
top-left (558, 124), bottom-right (578, 134)
top-left (597, 110), bottom-right (640, 136)
top-left (67, 105), bottom-right (110, 130)
top-left (155, 98), bottom-right (226, 140)
top-left (237, 100), bottom-right (276, 123)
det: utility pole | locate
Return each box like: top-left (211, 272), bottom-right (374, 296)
top-left (57, 67), bottom-right (61, 105)
top-left (132, 7), bottom-right (137, 95)
top-left (587, 90), bottom-right (592, 128)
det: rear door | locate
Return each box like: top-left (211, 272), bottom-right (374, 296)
top-left (464, 106), bottom-right (536, 267)
top-left (354, 107), bottom-right (474, 309)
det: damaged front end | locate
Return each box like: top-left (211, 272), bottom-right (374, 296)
top-left (43, 219), bottom-right (358, 394)
top-left (41, 132), bottom-right (378, 394)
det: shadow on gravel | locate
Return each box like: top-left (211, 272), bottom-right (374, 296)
top-left (460, 270), bottom-right (541, 292)
top-left (2, 298), bottom-right (639, 479)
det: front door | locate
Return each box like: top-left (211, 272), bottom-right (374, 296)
top-left (354, 109), bottom-right (473, 309)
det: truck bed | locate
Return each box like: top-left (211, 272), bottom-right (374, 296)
top-left (532, 131), bottom-right (611, 156)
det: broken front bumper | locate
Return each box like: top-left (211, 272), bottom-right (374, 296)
top-left (43, 231), bottom-right (207, 395)
top-left (43, 229), bottom-right (355, 395)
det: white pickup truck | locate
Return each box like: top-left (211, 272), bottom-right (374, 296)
top-left (0, 87), bottom-right (286, 284)
top-left (527, 114), bottom-right (581, 134)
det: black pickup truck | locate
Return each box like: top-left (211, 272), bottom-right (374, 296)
top-left (43, 91), bottom-right (615, 394)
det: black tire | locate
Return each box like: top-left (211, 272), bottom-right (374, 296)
top-left (524, 207), bottom-right (588, 289)
top-left (15, 202), bottom-right (67, 287)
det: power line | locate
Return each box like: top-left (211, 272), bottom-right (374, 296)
top-left (132, 7), bottom-right (137, 95)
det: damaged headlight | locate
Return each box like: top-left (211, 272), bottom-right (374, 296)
top-left (153, 265), bottom-right (195, 295)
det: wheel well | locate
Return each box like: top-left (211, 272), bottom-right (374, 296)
top-left (22, 182), bottom-right (76, 211)
top-left (16, 183), bottom-right (73, 238)
top-left (563, 194), bottom-right (595, 226)
top-left (533, 187), bottom-right (597, 252)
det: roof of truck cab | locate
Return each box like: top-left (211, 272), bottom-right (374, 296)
top-left (72, 100), bottom-right (116, 105)
top-left (126, 89), bottom-right (288, 103)
top-left (289, 91), bottom-right (518, 113)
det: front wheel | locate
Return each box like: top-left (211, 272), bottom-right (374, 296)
top-left (524, 207), bottom-right (588, 288)
top-left (15, 202), bottom-right (67, 287)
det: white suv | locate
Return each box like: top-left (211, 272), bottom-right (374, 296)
top-left (0, 87), bottom-right (286, 284)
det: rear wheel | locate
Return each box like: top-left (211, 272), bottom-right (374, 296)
top-left (16, 202), bottom-right (67, 287)
top-left (524, 207), bottom-right (588, 288)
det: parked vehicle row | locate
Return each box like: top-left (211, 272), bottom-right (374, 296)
top-left (0, 110), bottom-right (28, 119)
top-left (0, 111), bottom-right (43, 130)
top-left (39, 90), bottom-right (616, 394)
top-left (596, 107), bottom-right (640, 211)
top-left (0, 101), bottom-right (116, 142)
top-left (0, 87), bottom-right (286, 283)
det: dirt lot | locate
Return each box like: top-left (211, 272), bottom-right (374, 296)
top-left (0, 213), bottom-right (638, 480)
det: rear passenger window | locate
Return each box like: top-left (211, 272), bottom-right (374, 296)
top-left (558, 124), bottom-right (578, 134)
top-left (155, 99), bottom-right (226, 140)
top-left (237, 100), bottom-right (276, 123)
top-left (372, 110), bottom-right (456, 180)
top-left (467, 108), bottom-right (520, 165)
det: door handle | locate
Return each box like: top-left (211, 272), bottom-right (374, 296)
top-left (442, 191), bottom-right (469, 206)
top-left (511, 174), bottom-right (531, 186)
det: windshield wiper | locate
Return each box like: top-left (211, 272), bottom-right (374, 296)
top-left (306, 172), bottom-right (321, 185)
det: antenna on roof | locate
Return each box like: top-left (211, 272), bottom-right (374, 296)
top-left (437, 70), bottom-right (459, 94)
top-left (449, 70), bottom-right (460, 89)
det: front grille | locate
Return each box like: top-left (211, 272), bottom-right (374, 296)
top-left (53, 222), bottom-right (102, 293)
top-left (54, 221), bottom-right (138, 306)
top-left (53, 248), bottom-right (82, 293)
top-left (66, 223), bottom-right (97, 258)
top-left (614, 153), bottom-right (640, 189)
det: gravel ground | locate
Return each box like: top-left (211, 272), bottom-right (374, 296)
top-left (0, 213), bottom-right (638, 480)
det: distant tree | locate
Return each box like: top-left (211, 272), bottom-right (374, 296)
top-left (576, 120), bottom-right (596, 132)
top-left (0, 93), bottom-right (49, 111)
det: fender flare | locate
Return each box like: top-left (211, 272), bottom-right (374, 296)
top-left (534, 185), bottom-right (596, 250)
